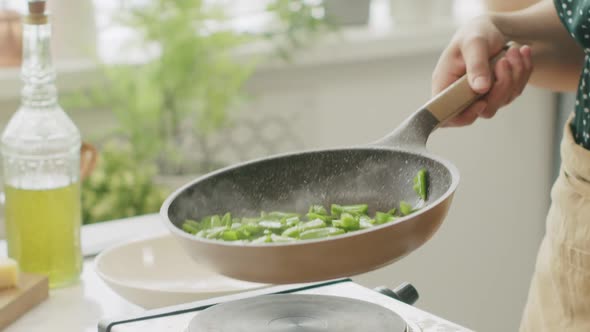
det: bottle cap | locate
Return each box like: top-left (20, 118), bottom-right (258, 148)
top-left (25, 0), bottom-right (47, 25)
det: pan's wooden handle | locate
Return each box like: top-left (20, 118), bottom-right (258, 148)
top-left (372, 42), bottom-right (524, 150)
top-left (424, 42), bottom-right (521, 124)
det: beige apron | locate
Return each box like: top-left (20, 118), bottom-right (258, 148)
top-left (520, 116), bottom-right (590, 332)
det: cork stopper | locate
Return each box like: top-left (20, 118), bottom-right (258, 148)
top-left (25, 0), bottom-right (47, 25)
top-left (28, 0), bottom-right (46, 15)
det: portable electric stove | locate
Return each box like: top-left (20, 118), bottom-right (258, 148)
top-left (98, 279), bottom-right (472, 332)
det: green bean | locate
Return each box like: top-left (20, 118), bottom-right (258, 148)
top-left (300, 227), bottom-right (345, 240)
top-left (221, 213), bottom-right (232, 227)
top-left (282, 225), bottom-right (301, 238)
top-left (181, 219), bottom-right (200, 234)
top-left (258, 220), bottom-right (283, 230)
top-left (332, 213), bottom-right (360, 231)
top-left (359, 217), bottom-right (374, 229)
top-left (331, 204), bottom-right (368, 217)
top-left (283, 216), bottom-right (300, 226)
top-left (309, 205), bottom-right (328, 215)
top-left (240, 223), bottom-right (263, 236)
top-left (221, 230), bottom-right (239, 241)
top-left (200, 216), bottom-right (212, 229)
top-left (375, 212), bottom-right (396, 224)
top-left (413, 168), bottom-right (428, 201)
top-left (205, 226), bottom-right (227, 239)
top-left (252, 234), bottom-right (272, 244)
top-left (399, 201), bottom-right (413, 216)
top-left (180, 169), bottom-right (430, 243)
top-left (300, 219), bottom-right (326, 231)
top-left (210, 215), bottom-right (223, 228)
top-left (306, 212), bottom-right (331, 222)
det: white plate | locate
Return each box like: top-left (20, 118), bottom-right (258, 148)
top-left (94, 234), bottom-right (268, 309)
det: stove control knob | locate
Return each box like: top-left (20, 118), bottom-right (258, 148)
top-left (374, 282), bottom-right (419, 305)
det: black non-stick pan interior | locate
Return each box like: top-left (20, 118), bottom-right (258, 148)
top-left (167, 148), bottom-right (453, 227)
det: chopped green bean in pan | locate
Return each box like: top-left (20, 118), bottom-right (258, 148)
top-left (180, 169), bottom-right (429, 243)
top-left (413, 168), bottom-right (428, 201)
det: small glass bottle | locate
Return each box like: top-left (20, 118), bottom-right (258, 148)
top-left (1, 0), bottom-right (83, 288)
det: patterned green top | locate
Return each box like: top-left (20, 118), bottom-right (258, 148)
top-left (555, 0), bottom-right (590, 148)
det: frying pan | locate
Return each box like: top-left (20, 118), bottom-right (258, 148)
top-left (161, 45), bottom-right (513, 284)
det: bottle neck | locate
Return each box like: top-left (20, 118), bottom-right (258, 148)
top-left (20, 21), bottom-right (58, 109)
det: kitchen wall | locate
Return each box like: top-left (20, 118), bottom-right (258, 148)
top-left (242, 53), bottom-right (555, 332)
top-left (0, 20), bottom-right (557, 332)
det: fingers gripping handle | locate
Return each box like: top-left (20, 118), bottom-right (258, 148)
top-left (424, 42), bottom-right (518, 125)
top-left (371, 42), bottom-right (520, 150)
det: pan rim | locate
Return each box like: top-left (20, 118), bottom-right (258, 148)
top-left (160, 146), bottom-right (460, 247)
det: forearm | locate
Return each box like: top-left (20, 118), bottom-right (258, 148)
top-left (491, 0), bottom-right (585, 92)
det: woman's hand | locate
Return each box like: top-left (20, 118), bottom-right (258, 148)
top-left (432, 16), bottom-right (533, 127)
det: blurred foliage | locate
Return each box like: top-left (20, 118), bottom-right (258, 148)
top-left (67, 0), bottom-right (254, 175)
top-left (265, 0), bottom-right (334, 60)
top-left (69, 0), bottom-right (331, 223)
top-left (82, 141), bottom-right (170, 224)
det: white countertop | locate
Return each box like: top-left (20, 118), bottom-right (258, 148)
top-left (2, 214), bottom-right (170, 332)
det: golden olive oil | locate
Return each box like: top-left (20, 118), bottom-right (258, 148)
top-left (5, 182), bottom-right (82, 288)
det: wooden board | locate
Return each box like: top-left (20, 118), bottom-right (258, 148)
top-left (0, 273), bottom-right (49, 330)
